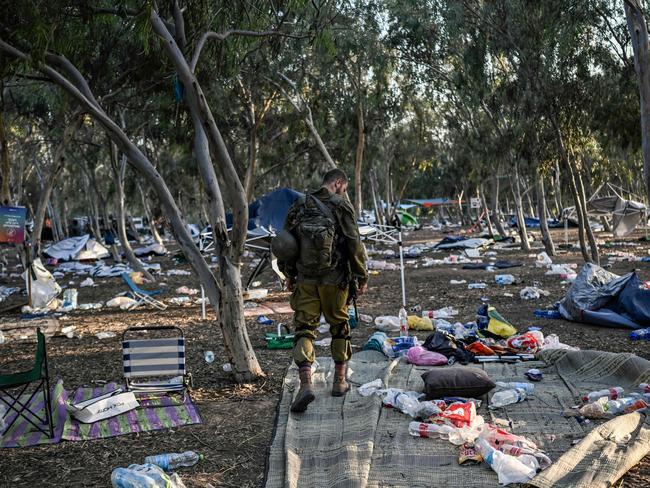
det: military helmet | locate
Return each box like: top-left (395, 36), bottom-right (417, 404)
top-left (271, 229), bottom-right (298, 261)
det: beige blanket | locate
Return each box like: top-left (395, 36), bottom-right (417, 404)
top-left (265, 349), bottom-right (650, 488)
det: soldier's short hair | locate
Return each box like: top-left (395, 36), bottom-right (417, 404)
top-left (322, 168), bottom-right (348, 185)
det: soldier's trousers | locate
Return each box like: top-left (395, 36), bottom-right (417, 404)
top-left (290, 282), bottom-right (351, 366)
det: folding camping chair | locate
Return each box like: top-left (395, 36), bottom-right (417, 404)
top-left (122, 326), bottom-right (192, 399)
top-left (121, 272), bottom-right (167, 310)
top-left (0, 329), bottom-right (54, 438)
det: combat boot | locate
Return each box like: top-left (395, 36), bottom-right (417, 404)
top-left (290, 365), bottom-right (315, 412)
top-left (332, 361), bottom-right (350, 397)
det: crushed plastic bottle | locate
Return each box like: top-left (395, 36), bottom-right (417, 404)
top-left (495, 274), bottom-right (515, 285)
top-left (111, 463), bottom-right (186, 488)
top-left (489, 388), bottom-right (527, 409)
top-left (533, 309), bottom-right (562, 319)
top-left (204, 351), bottom-right (215, 364)
top-left (474, 437), bottom-right (537, 485)
top-left (582, 387), bottom-right (624, 404)
top-left (144, 451), bottom-right (203, 471)
top-left (495, 382), bottom-right (535, 395)
top-left (630, 328), bottom-right (650, 341)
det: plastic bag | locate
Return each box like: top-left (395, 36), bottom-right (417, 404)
top-left (405, 346), bottom-right (447, 366)
top-left (111, 463), bottom-right (186, 488)
top-left (358, 379), bottom-right (384, 397)
top-left (506, 331), bottom-right (544, 352)
top-left (374, 316), bottom-right (400, 332)
top-left (408, 315), bottom-right (433, 331)
top-left (541, 334), bottom-right (579, 351)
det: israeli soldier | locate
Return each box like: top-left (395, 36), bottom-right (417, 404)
top-left (274, 169), bottom-right (368, 413)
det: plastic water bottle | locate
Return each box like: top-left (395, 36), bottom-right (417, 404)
top-left (534, 310), bottom-right (562, 319)
top-left (475, 437), bottom-right (537, 485)
top-left (399, 307), bottom-right (408, 337)
top-left (144, 451), bottom-right (203, 471)
top-left (582, 387), bottom-right (624, 403)
top-left (496, 382), bottom-right (535, 395)
top-left (495, 274), bottom-right (515, 285)
top-left (408, 421), bottom-right (455, 439)
top-left (489, 388), bottom-right (527, 409)
top-left (630, 328), bottom-right (650, 341)
top-left (348, 306), bottom-right (358, 329)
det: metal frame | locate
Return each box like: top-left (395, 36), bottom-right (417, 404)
top-left (122, 325), bottom-right (193, 397)
top-left (0, 329), bottom-right (54, 439)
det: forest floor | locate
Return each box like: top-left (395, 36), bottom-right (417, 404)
top-left (1, 226), bottom-right (650, 487)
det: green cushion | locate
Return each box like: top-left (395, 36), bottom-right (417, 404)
top-left (0, 330), bottom-right (46, 388)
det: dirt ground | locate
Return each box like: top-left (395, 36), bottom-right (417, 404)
top-left (1, 226), bottom-right (649, 487)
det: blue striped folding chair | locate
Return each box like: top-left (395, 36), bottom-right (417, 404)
top-left (122, 326), bottom-right (192, 398)
top-left (121, 273), bottom-right (167, 310)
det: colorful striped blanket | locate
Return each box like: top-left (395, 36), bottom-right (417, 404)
top-left (1, 381), bottom-right (201, 448)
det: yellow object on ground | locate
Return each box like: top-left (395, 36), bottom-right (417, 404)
top-left (408, 315), bottom-right (434, 331)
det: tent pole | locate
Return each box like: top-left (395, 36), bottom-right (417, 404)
top-left (398, 227), bottom-right (406, 307)
top-left (201, 285), bottom-right (206, 320)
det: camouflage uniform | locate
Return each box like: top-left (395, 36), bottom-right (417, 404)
top-left (279, 187), bottom-right (368, 366)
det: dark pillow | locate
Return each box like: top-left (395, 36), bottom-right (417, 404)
top-left (421, 367), bottom-right (495, 400)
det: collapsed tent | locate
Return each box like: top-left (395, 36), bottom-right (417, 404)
top-left (133, 242), bottom-right (167, 257)
top-left (559, 263), bottom-right (650, 329)
top-left (44, 235), bottom-right (110, 261)
top-left (434, 236), bottom-right (492, 250)
top-left (587, 195), bottom-right (647, 237)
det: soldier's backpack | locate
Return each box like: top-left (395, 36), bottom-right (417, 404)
top-left (296, 194), bottom-right (339, 274)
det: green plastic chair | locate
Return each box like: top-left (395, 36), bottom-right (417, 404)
top-left (0, 329), bottom-right (54, 438)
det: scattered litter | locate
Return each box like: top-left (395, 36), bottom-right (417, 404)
top-left (80, 277), bottom-right (95, 287)
top-left (61, 325), bottom-right (76, 338)
top-left (468, 283), bottom-right (487, 289)
top-left (257, 315), bottom-right (274, 325)
top-left (536, 252), bottom-right (553, 267)
top-left (449, 279), bottom-right (467, 285)
top-left (166, 269), bottom-right (191, 276)
top-left (314, 337), bottom-right (332, 347)
top-left (222, 363), bottom-right (232, 372)
top-left (525, 369), bottom-right (543, 382)
top-left (421, 307), bottom-right (458, 319)
top-left (359, 314), bottom-right (373, 323)
top-left (95, 331), bottom-right (116, 339)
top-left (495, 274), bottom-right (515, 285)
top-left (367, 259), bottom-right (399, 271)
top-left (175, 286), bottom-right (198, 295)
top-left (169, 296), bottom-right (191, 305)
top-left (106, 296), bottom-right (138, 309)
top-left (204, 351), bottom-right (215, 363)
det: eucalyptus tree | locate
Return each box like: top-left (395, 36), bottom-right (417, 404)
top-left (0, 0), bottom-right (325, 381)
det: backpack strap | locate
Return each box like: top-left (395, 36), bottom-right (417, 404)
top-left (308, 194), bottom-right (336, 222)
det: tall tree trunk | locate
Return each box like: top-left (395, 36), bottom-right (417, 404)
top-left (137, 180), bottom-right (164, 246)
top-left (625, 0), bottom-right (650, 204)
top-left (575, 164), bottom-right (599, 263)
top-left (354, 100), bottom-right (365, 217)
top-left (0, 109), bottom-right (11, 204)
top-left (490, 172), bottom-right (507, 236)
top-left (480, 186), bottom-right (494, 236)
top-left (370, 169), bottom-right (384, 225)
top-left (191, 113), bottom-right (261, 377)
top-left (512, 163), bottom-right (531, 251)
top-left (32, 114), bottom-right (81, 257)
top-left (111, 144), bottom-right (154, 281)
top-left (0, 27), bottom-right (265, 382)
top-left (243, 121), bottom-right (258, 202)
top-left (536, 173), bottom-right (556, 256)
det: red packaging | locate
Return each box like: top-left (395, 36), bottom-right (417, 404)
top-left (429, 402), bottom-right (476, 428)
top-left (466, 341), bottom-right (496, 356)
